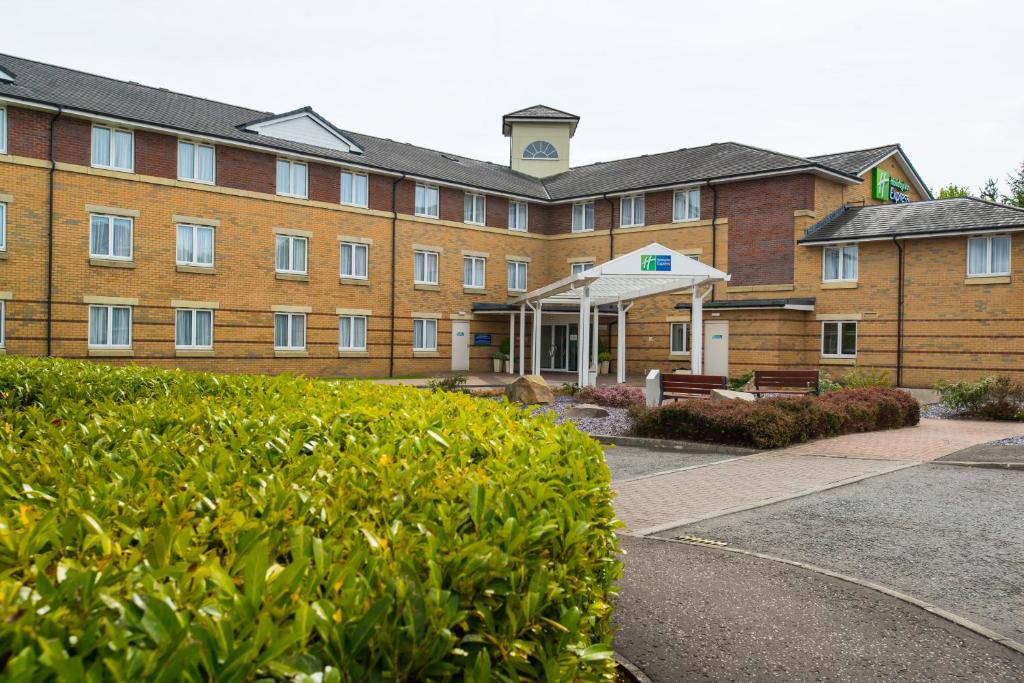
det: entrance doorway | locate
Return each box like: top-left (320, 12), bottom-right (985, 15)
top-left (704, 320), bottom-right (729, 376)
top-left (451, 320), bottom-right (470, 371)
top-left (540, 324), bottom-right (579, 372)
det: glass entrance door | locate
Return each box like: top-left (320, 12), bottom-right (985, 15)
top-left (540, 324), bottom-right (579, 371)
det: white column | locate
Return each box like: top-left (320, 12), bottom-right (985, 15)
top-left (508, 313), bottom-right (515, 375)
top-left (578, 288), bottom-right (591, 387)
top-left (519, 304), bottom-right (526, 376)
top-left (617, 302), bottom-right (627, 384)
top-left (691, 286), bottom-right (703, 375)
top-left (591, 306), bottom-right (600, 373)
top-left (532, 303), bottom-right (543, 375)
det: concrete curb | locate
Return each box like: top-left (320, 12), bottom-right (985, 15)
top-left (646, 536), bottom-right (1024, 658)
top-left (614, 457), bottom-right (742, 485)
top-left (933, 460), bottom-right (1024, 470)
top-left (594, 433), bottom-right (758, 456)
top-left (614, 652), bottom-right (655, 683)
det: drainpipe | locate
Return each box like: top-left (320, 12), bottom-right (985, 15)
top-left (705, 180), bottom-right (718, 300)
top-left (46, 107), bottom-right (63, 357)
top-left (603, 193), bottom-right (616, 260)
top-left (892, 236), bottom-right (905, 387)
top-left (388, 173), bottom-right (406, 377)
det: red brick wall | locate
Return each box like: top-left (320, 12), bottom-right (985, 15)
top-left (308, 161), bottom-right (339, 204)
top-left (134, 130), bottom-right (177, 179)
top-left (216, 145), bottom-right (276, 195)
top-left (487, 195), bottom-right (509, 228)
top-left (368, 173), bottom-right (395, 212)
top-left (54, 117), bottom-right (91, 166)
top-left (6, 106), bottom-right (52, 158)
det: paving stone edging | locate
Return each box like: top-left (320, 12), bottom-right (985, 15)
top-left (614, 652), bottom-right (654, 683)
top-left (653, 536), bottom-right (1024, 657)
top-left (593, 433), bottom-right (758, 456)
top-left (934, 460), bottom-right (1024, 470)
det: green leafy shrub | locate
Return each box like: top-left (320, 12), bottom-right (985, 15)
top-left (934, 376), bottom-right (1024, 420)
top-left (576, 384), bottom-right (644, 408)
top-left (628, 388), bottom-right (919, 449)
top-left (727, 371), bottom-right (753, 391)
top-left (838, 368), bottom-right (892, 388)
top-left (425, 373), bottom-right (467, 392)
top-left (0, 357), bottom-right (620, 681)
top-left (817, 371), bottom-right (842, 395)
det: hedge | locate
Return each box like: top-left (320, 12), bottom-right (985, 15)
top-left (0, 358), bottom-right (620, 681)
top-left (629, 387), bottom-right (920, 449)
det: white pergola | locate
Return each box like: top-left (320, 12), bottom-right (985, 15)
top-left (509, 242), bottom-right (730, 387)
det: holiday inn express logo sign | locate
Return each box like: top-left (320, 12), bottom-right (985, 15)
top-left (640, 254), bottom-right (672, 271)
top-left (873, 167), bottom-right (911, 203)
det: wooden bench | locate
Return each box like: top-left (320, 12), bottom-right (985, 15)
top-left (659, 373), bottom-right (727, 402)
top-left (751, 370), bottom-right (819, 397)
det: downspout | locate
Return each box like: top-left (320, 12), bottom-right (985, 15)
top-left (388, 173), bottom-right (406, 377)
top-left (46, 107), bottom-right (63, 357)
top-left (705, 180), bottom-right (718, 300)
top-left (603, 193), bottom-right (616, 354)
top-left (892, 236), bottom-right (905, 387)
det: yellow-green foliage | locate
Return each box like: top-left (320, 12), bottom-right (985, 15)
top-left (0, 358), bottom-right (620, 681)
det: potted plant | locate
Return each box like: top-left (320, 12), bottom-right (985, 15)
top-left (499, 338), bottom-right (512, 373)
top-left (492, 351), bottom-right (504, 373)
top-left (598, 351), bottom-right (611, 374)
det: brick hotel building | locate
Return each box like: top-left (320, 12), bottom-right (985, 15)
top-left (0, 54), bottom-right (1021, 387)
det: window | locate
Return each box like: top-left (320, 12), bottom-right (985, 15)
top-left (967, 235), bottom-right (1011, 277)
top-left (91, 125), bottom-right (133, 171)
top-left (175, 309), bottom-right (213, 349)
top-left (414, 250), bottom-right (439, 284)
top-left (0, 106), bottom-right (6, 154)
top-left (339, 315), bottom-right (367, 351)
top-left (275, 235), bottom-right (308, 274)
top-left (523, 140), bottom-right (558, 160)
top-left (508, 201), bottom-right (528, 231)
top-left (507, 260), bottom-right (528, 291)
top-left (413, 318), bottom-right (437, 351)
top-left (821, 321), bottom-right (857, 357)
top-left (276, 159), bottom-right (308, 198)
top-left (571, 261), bottom-right (593, 276)
top-left (823, 245), bottom-right (858, 282)
top-left (177, 141), bottom-right (215, 183)
top-left (572, 201), bottom-right (595, 232)
top-left (89, 214), bottom-right (133, 260)
top-left (340, 242), bottom-right (368, 279)
top-left (88, 305), bottom-right (132, 348)
top-left (176, 224), bottom-right (214, 267)
top-left (670, 322), bottom-right (690, 354)
top-left (620, 194), bottom-right (645, 227)
top-left (464, 193), bottom-right (486, 225)
top-left (0, 203), bottom-right (6, 251)
top-left (341, 170), bottom-right (368, 207)
top-left (415, 184), bottom-right (439, 218)
top-left (673, 188), bottom-right (701, 222)
top-left (274, 312), bottom-right (306, 350)
top-left (463, 255), bottom-right (485, 288)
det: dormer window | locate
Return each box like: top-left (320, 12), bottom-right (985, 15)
top-left (523, 141), bottom-right (558, 160)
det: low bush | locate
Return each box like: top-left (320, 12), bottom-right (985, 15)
top-left (629, 387), bottom-right (919, 449)
top-left (727, 371), bottom-right (753, 391)
top-left (425, 373), bottom-right (467, 392)
top-left (838, 368), bottom-right (892, 388)
top-left (576, 384), bottom-right (645, 408)
top-left (934, 375), bottom-right (1024, 420)
top-left (0, 357), bottom-right (620, 681)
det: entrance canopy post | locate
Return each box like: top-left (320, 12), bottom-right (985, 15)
top-left (578, 286), bottom-right (591, 387)
top-left (617, 301), bottom-right (633, 384)
top-left (508, 312), bottom-right (515, 375)
top-left (531, 302), bottom-right (542, 375)
top-left (691, 286), bottom-right (703, 375)
top-left (519, 303), bottom-right (526, 376)
top-left (591, 305), bottom-right (599, 374)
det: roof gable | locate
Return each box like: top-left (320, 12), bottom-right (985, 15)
top-left (502, 104), bottom-right (580, 136)
top-left (241, 107), bottom-right (363, 154)
top-left (810, 144), bottom-right (932, 200)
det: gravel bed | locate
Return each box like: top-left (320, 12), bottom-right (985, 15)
top-left (991, 434), bottom-right (1024, 446)
top-left (531, 395), bottom-right (633, 436)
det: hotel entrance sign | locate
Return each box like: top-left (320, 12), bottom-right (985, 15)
top-left (873, 167), bottom-right (911, 203)
top-left (640, 254), bottom-right (672, 272)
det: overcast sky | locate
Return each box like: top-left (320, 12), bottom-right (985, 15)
top-left (8, 0), bottom-right (1023, 193)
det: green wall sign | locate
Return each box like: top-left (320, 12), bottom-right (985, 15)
top-left (872, 167), bottom-right (911, 203)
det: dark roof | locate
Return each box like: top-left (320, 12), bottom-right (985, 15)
top-left (503, 104), bottom-right (579, 121)
top-left (675, 297), bottom-right (815, 310)
top-left (800, 198), bottom-right (1024, 243)
top-left (808, 144), bottom-right (899, 175)
top-left (0, 53), bottom-right (867, 202)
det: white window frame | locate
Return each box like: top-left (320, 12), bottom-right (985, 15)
top-left (412, 318), bottom-right (437, 351)
top-left (175, 224), bottom-right (215, 267)
top-left (414, 250), bottom-right (439, 285)
top-left (463, 255), bottom-right (486, 289)
top-left (672, 188), bottom-right (701, 222)
top-left (822, 244), bottom-right (858, 282)
top-left (415, 184), bottom-right (440, 218)
top-left (338, 315), bottom-right (367, 351)
top-left (0, 202), bottom-right (6, 252)
top-left (508, 200), bottom-right (529, 231)
top-left (340, 170), bottom-right (369, 207)
top-left (0, 106), bottom-right (6, 155)
top-left (276, 159), bottom-right (308, 198)
top-left (571, 201), bottom-right (595, 233)
top-left (507, 260), bottom-right (528, 292)
top-left (91, 125), bottom-right (134, 172)
top-left (670, 322), bottom-right (690, 354)
top-left (275, 235), bottom-right (308, 275)
top-left (620, 194), bottom-right (645, 228)
top-left (967, 234), bottom-right (1011, 277)
top-left (821, 321), bottom-right (857, 358)
top-left (174, 308), bottom-right (214, 350)
top-left (88, 304), bottom-right (133, 349)
top-left (177, 140), bottom-right (216, 184)
top-left (571, 262), bottom-right (593, 276)
top-left (339, 241), bottom-right (369, 279)
top-left (464, 193), bottom-right (486, 225)
top-left (89, 214), bottom-right (134, 261)
top-left (274, 312), bottom-right (306, 351)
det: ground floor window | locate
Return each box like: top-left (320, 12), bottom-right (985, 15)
top-left (571, 261), bottom-right (593, 276)
top-left (670, 322), bottom-right (690, 353)
top-left (274, 312), bottom-right (306, 350)
top-left (339, 315), bottom-right (367, 350)
top-left (463, 256), bottom-right (485, 288)
top-left (413, 318), bottom-right (437, 351)
top-left (88, 305), bottom-right (132, 348)
top-left (507, 260), bottom-right (528, 291)
top-left (175, 309), bottom-right (213, 349)
top-left (821, 321), bottom-right (857, 357)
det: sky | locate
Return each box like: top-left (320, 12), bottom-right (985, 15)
top-left (6, 0), bottom-right (1023, 194)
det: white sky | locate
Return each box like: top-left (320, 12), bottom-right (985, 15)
top-left (8, 0), bottom-right (1023, 193)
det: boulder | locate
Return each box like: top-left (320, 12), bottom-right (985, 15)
top-left (506, 375), bottom-right (555, 405)
top-left (566, 403), bottom-right (610, 418)
top-left (710, 388), bottom-right (756, 402)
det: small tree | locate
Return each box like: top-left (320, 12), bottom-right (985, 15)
top-left (979, 177), bottom-right (1001, 203)
top-left (935, 183), bottom-right (971, 199)
top-left (1004, 161), bottom-right (1024, 208)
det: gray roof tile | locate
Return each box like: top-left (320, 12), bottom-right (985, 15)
top-left (503, 105), bottom-right (579, 121)
top-left (808, 144), bottom-right (899, 176)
